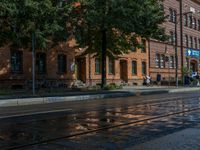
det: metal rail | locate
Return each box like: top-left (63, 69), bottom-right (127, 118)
top-left (1, 94), bottom-right (199, 121)
top-left (5, 102), bottom-right (200, 150)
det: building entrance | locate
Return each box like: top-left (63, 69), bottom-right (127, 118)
top-left (190, 60), bottom-right (198, 72)
top-left (76, 57), bottom-right (86, 83)
top-left (120, 60), bottom-right (128, 82)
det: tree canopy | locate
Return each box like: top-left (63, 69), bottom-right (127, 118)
top-left (70, 0), bottom-right (167, 57)
top-left (0, 0), bottom-right (71, 50)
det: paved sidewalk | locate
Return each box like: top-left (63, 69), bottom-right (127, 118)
top-left (127, 127), bottom-right (200, 150)
top-left (0, 86), bottom-right (200, 107)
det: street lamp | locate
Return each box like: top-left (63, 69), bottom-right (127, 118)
top-left (174, 11), bottom-right (193, 88)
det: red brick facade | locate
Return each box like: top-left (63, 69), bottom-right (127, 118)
top-left (0, 39), bottom-right (76, 89)
top-left (149, 0), bottom-right (200, 83)
top-left (75, 39), bottom-right (149, 86)
top-left (1, 0), bottom-right (200, 88)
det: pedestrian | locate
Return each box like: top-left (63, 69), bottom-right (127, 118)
top-left (146, 75), bottom-right (151, 86)
top-left (156, 73), bottom-right (161, 86)
top-left (143, 75), bottom-right (147, 85)
top-left (196, 73), bottom-right (200, 86)
top-left (192, 71), bottom-right (197, 78)
top-left (184, 74), bottom-right (190, 86)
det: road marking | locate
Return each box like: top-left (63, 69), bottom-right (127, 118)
top-left (0, 108), bottom-right (73, 119)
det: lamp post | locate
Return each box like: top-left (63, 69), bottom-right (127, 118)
top-left (175, 16), bottom-right (178, 87)
top-left (179, 0), bottom-right (184, 82)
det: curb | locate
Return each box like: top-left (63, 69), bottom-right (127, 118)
top-left (0, 90), bottom-right (169, 107)
top-left (0, 88), bottom-right (200, 107)
top-left (169, 87), bottom-right (200, 93)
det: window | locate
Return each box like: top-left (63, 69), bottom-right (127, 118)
top-left (194, 37), bottom-right (197, 49)
top-left (155, 53), bottom-right (160, 68)
top-left (193, 18), bottom-right (197, 30)
top-left (199, 59), bottom-right (200, 68)
top-left (36, 53), bottom-right (46, 74)
top-left (141, 39), bottom-right (146, 52)
top-left (169, 8), bottom-right (176, 23)
top-left (142, 61), bottom-right (147, 75)
top-left (185, 34), bottom-right (188, 47)
top-left (199, 39), bottom-right (200, 49)
top-left (95, 58), bottom-right (101, 74)
top-left (184, 14), bottom-right (188, 26)
top-left (169, 8), bottom-right (173, 22)
top-left (198, 20), bottom-right (200, 31)
top-left (57, 54), bottom-right (67, 73)
top-left (132, 60), bottom-right (137, 75)
top-left (131, 46), bottom-right (136, 52)
top-left (169, 31), bottom-right (175, 44)
top-left (172, 10), bottom-right (177, 23)
top-left (190, 36), bottom-right (193, 48)
top-left (108, 58), bottom-right (115, 74)
top-left (11, 50), bottom-right (23, 73)
top-left (169, 56), bottom-right (174, 68)
top-left (160, 55), bottom-right (165, 68)
top-left (189, 15), bottom-right (193, 28)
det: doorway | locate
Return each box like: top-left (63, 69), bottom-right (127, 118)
top-left (120, 60), bottom-right (128, 82)
top-left (76, 57), bottom-right (86, 83)
top-left (190, 60), bottom-right (198, 72)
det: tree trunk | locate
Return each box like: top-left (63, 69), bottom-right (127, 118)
top-left (101, 28), bottom-right (107, 89)
top-left (32, 33), bottom-right (36, 94)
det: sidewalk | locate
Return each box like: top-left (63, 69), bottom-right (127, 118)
top-left (127, 127), bottom-right (200, 150)
top-left (0, 86), bottom-right (200, 107)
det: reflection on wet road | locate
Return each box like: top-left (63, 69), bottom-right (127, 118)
top-left (1, 95), bottom-right (200, 149)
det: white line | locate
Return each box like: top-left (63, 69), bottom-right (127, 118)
top-left (0, 108), bottom-right (73, 119)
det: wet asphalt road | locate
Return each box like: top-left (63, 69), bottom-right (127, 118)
top-left (1, 92), bottom-right (200, 150)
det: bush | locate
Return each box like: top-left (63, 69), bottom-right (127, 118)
top-left (103, 83), bottom-right (123, 90)
top-left (89, 85), bottom-right (101, 91)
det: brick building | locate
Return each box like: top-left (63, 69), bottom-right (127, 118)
top-left (149, 0), bottom-right (200, 84)
top-left (76, 0), bottom-right (200, 86)
top-left (2, 0), bottom-right (200, 89)
top-left (75, 39), bottom-right (149, 86)
top-left (0, 39), bottom-right (76, 89)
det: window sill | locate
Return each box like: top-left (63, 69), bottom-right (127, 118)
top-left (11, 71), bottom-right (23, 74)
top-left (57, 72), bottom-right (67, 75)
top-left (95, 73), bottom-right (101, 75)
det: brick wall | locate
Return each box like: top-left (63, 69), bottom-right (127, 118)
top-left (149, 0), bottom-right (200, 82)
top-left (0, 40), bottom-right (75, 89)
top-left (77, 39), bottom-right (149, 86)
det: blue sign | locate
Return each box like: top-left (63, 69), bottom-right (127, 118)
top-left (186, 48), bottom-right (200, 58)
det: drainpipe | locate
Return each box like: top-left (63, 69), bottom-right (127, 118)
top-left (180, 0), bottom-right (184, 84)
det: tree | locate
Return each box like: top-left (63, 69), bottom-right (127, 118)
top-left (0, 0), bottom-right (72, 94)
top-left (70, 0), bottom-right (168, 88)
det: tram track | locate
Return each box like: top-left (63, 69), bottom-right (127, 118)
top-left (4, 97), bottom-right (200, 150)
top-left (1, 94), bottom-right (200, 121)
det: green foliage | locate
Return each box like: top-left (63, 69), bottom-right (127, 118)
top-left (70, 0), bottom-right (168, 57)
top-left (0, 0), bottom-right (71, 49)
top-left (89, 83), bottom-right (122, 91)
top-left (90, 84), bottom-right (102, 91)
top-left (182, 66), bottom-right (192, 75)
top-left (103, 83), bottom-right (123, 90)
